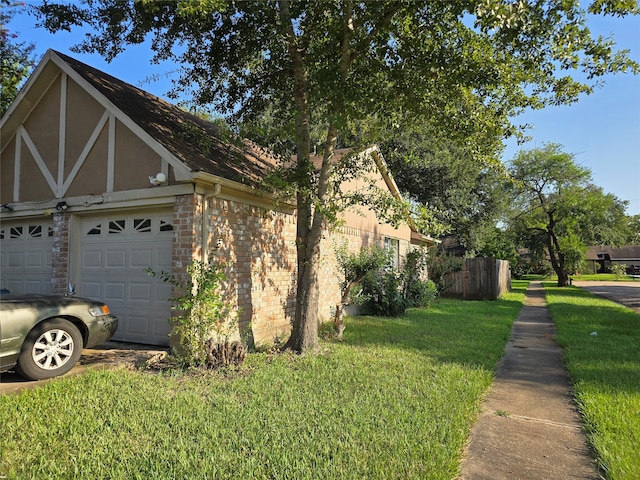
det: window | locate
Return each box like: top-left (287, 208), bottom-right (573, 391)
top-left (108, 219), bottom-right (126, 234)
top-left (134, 218), bottom-right (152, 233)
top-left (384, 237), bottom-right (400, 271)
top-left (160, 220), bottom-right (174, 232)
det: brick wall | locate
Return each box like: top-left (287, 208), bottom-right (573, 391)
top-left (51, 212), bottom-right (70, 294)
top-left (205, 197), bottom-right (297, 345)
top-left (173, 193), bottom-right (201, 276)
top-left (172, 193), bottom-right (414, 346)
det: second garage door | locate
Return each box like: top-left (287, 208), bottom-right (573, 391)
top-left (80, 210), bottom-right (174, 346)
top-left (0, 218), bottom-right (53, 294)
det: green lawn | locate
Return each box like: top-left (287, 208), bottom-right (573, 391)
top-left (520, 273), bottom-right (639, 282)
top-left (0, 285), bottom-right (526, 480)
top-left (545, 284), bottom-right (640, 480)
top-left (571, 273), bottom-right (639, 282)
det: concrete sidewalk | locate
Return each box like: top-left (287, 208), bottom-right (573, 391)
top-left (459, 282), bottom-right (601, 479)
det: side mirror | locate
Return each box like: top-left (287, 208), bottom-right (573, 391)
top-left (65, 282), bottom-right (77, 297)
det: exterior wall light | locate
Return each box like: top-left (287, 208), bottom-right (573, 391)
top-left (0, 204), bottom-right (13, 212)
top-left (149, 172), bottom-right (167, 186)
top-left (56, 201), bottom-right (68, 211)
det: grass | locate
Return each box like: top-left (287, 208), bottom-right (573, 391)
top-left (520, 273), bottom-right (638, 282)
top-left (544, 284), bottom-right (640, 480)
top-left (0, 286), bottom-right (526, 480)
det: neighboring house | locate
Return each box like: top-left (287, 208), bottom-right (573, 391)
top-left (584, 246), bottom-right (640, 274)
top-left (0, 50), bottom-right (434, 346)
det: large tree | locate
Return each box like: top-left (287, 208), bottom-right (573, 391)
top-left (35, 0), bottom-right (638, 351)
top-left (508, 143), bottom-right (630, 286)
top-left (376, 122), bottom-right (512, 253)
top-left (1, 0), bottom-right (35, 115)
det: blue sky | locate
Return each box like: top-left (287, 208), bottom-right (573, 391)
top-left (9, 6), bottom-right (640, 216)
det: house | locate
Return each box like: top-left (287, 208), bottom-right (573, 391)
top-left (0, 50), bottom-right (434, 346)
top-left (584, 246), bottom-right (640, 274)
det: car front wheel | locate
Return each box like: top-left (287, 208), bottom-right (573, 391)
top-left (16, 318), bottom-right (83, 380)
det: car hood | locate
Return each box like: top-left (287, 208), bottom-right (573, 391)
top-left (0, 294), bottom-right (106, 307)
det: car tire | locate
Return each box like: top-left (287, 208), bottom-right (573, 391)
top-left (15, 318), bottom-right (83, 381)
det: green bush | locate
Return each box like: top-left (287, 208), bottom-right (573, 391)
top-left (146, 260), bottom-right (239, 367)
top-left (427, 252), bottom-right (463, 294)
top-left (610, 263), bottom-right (627, 279)
top-left (361, 248), bottom-right (437, 317)
top-left (362, 268), bottom-right (406, 316)
top-left (405, 278), bottom-right (438, 307)
top-left (402, 249), bottom-right (437, 307)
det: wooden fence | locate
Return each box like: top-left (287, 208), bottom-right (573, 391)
top-left (441, 257), bottom-right (511, 300)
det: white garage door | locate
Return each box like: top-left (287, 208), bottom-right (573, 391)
top-left (0, 219), bottom-right (53, 294)
top-left (80, 211), bottom-right (174, 346)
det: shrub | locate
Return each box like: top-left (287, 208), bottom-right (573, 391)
top-left (362, 268), bottom-right (406, 316)
top-left (427, 252), bottom-right (464, 294)
top-left (333, 243), bottom-right (390, 337)
top-left (146, 260), bottom-right (244, 368)
top-left (402, 249), bottom-right (436, 307)
top-left (610, 263), bottom-right (627, 279)
top-left (361, 248), bottom-right (437, 317)
top-left (405, 278), bottom-right (438, 308)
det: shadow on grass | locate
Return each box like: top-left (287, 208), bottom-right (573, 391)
top-left (544, 285), bottom-right (640, 395)
top-left (341, 296), bottom-right (524, 372)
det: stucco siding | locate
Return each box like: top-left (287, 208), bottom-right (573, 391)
top-left (114, 120), bottom-right (164, 192)
top-left (64, 77), bottom-right (107, 176)
top-left (22, 75), bottom-right (61, 173)
top-left (64, 126), bottom-right (110, 197)
top-left (0, 138), bottom-right (16, 203)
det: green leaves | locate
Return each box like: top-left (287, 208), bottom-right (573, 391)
top-left (0, 0), bottom-right (36, 115)
top-left (506, 143), bottom-right (630, 283)
top-left (147, 260), bottom-right (237, 367)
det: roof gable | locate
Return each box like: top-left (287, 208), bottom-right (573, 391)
top-left (1, 50), bottom-right (278, 188)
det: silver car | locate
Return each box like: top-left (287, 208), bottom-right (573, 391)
top-left (0, 294), bottom-right (118, 380)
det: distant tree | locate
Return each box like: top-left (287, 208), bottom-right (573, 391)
top-left (476, 227), bottom-right (519, 267)
top-left (378, 122), bottom-right (511, 253)
top-left (507, 143), bottom-right (630, 286)
top-left (0, 0), bottom-right (35, 115)
top-left (35, 1), bottom-right (639, 351)
top-left (626, 215), bottom-right (640, 244)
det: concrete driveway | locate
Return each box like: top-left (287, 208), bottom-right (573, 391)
top-left (573, 280), bottom-right (640, 313)
top-left (0, 341), bottom-right (167, 396)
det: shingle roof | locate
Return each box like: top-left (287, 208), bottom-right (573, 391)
top-left (54, 51), bottom-right (278, 187)
top-left (585, 245), bottom-right (640, 261)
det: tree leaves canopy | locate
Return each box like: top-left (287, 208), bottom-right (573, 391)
top-left (35, 1), bottom-right (638, 148)
top-left (507, 143), bottom-right (631, 285)
top-left (32, 0), bottom-right (639, 347)
top-left (1, 0), bottom-right (36, 116)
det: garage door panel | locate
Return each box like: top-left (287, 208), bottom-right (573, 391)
top-left (0, 219), bottom-right (53, 294)
top-left (128, 315), bottom-right (149, 335)
top-left (157, 248), bottom-right (172, 268)
top-left (130, 283), bottom-right (150, 300)
top-left (131, 249), bottom-right (153, 268)
top-left (80, 211), bottom-right (173, 346)
top-left (105, 282), bottom-right (126, 300)
top-left (6, 280), bottom-right (23, 292)
top-left (106, 250), bottom-right (126, 268)
top-left (82, 281), bottom-right (101, 298)
top-left (157, 283), bottom-right (172, 299)
top-left (25, 280), bottom-right (46, 292)
top-left (7, 252), bottom-right (24, 267)
top-left (83, 250), bottom-right (102, 268)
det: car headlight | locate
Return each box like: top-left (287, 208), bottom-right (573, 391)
top-left (89, 305), bottom-right (111, 316)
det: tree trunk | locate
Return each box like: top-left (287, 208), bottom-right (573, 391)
top-left (333, 288), bottom-right (351, 339)
top-left (280, 0), bottom-right (354, 352)
top-left (546, 226), bottom-right (569, 287)
top-left (278, 0), bottom-right (317, 353)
